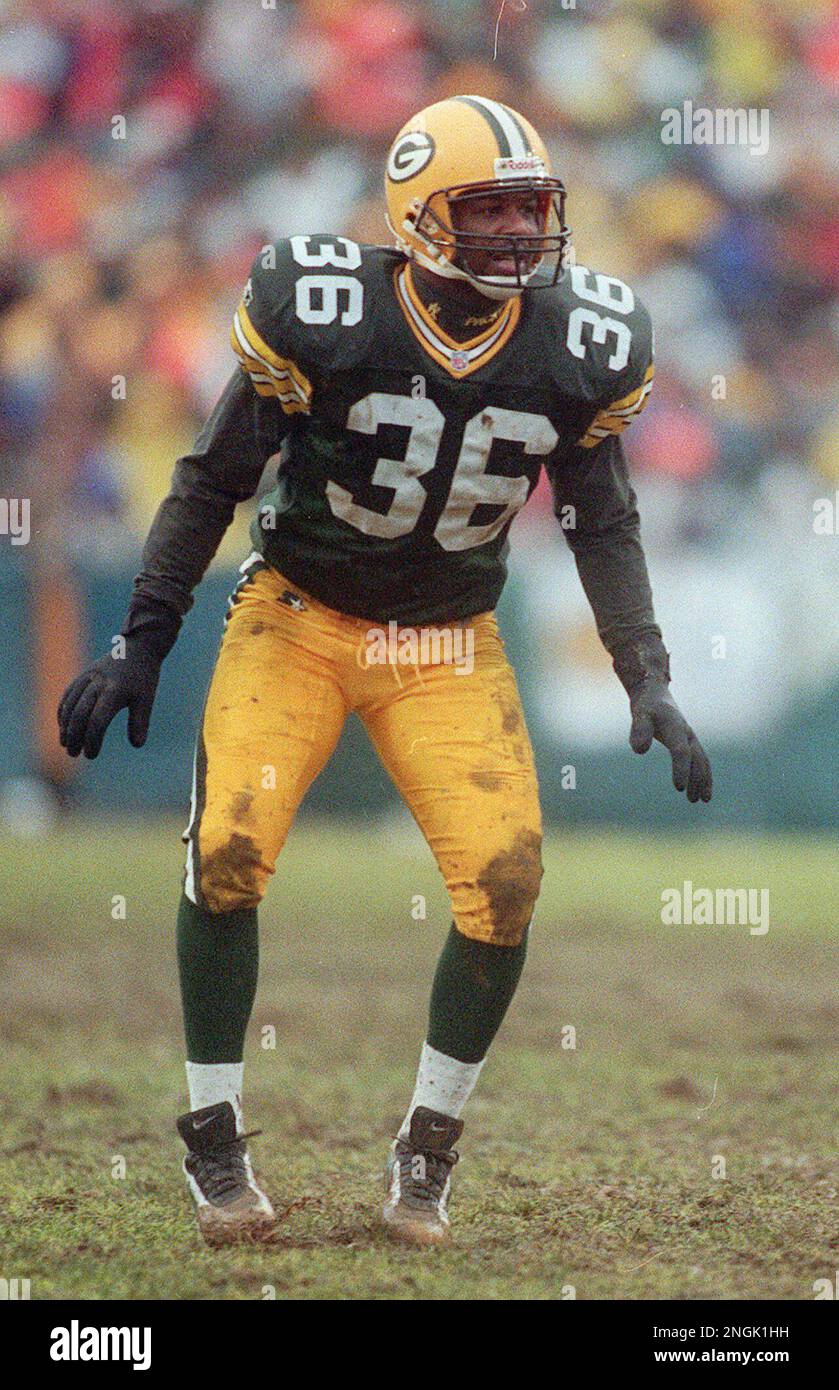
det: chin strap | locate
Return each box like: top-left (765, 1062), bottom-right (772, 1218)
top-left (410, 248), bottom-right (526, 303)
top-left (392, 209), bottom-right (528, 303)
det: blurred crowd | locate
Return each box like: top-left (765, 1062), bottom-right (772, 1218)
top-left (0, 0), bottom-right (837, 565)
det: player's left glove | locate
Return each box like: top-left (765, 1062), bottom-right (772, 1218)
top-left (615, 641), bottom-right (712, 804)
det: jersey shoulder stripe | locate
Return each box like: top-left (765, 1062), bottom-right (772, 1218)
top-left (231, 297), bottom-right (312, 413)
top-left (534, 263), bottom-right (654, 447)
top-left (232, 236), bottom-right (402, 391)
top-left (577, 362), bottom-right (654, 448)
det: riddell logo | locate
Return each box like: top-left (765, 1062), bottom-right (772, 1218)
top-left (50, 1322), bottom-right (151, 1371)
top-left (494, 156), bottom-right (546, 178)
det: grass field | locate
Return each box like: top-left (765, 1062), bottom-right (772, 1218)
top-left (0, 818), bottom-right (836, 1301)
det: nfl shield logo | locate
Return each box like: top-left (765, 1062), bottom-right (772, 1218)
top-left (450, 350), bottom-right (469, 373)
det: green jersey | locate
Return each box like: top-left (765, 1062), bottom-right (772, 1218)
top-left (135, 234), bottom-right (662, 670)
top-left (231, 235), bottom-right (654, 625)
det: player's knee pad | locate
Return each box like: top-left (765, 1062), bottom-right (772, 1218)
top-left (455, 827), bottom-right (543, 946)
top-left (187, 829), bottom-right (269, 915)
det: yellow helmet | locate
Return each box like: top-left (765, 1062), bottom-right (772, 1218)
top-left (385, 95), bottom-right (570, 300)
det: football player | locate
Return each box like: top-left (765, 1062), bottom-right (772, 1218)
top-left (58, 96), bottom-right (712, 1248)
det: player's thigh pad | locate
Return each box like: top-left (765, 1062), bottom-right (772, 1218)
top-left (184, 566), bottom-right (348, 913)
top-left (358, 613), bottom-right (543, 945)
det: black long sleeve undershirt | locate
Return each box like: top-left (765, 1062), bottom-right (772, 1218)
top-left (130, 369), bottom-right (286, 619)
top-left (128, 375), bottom-right (668, 689)
top-left (546, 436), bottom-right (669, 687)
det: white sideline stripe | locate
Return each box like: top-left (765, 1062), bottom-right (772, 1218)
top-left (184, 840), bottom-right (197, 905)
top-left (183, 739), bottom-right (199, 904)
top-left (184, 548), bottom-right (266, 906)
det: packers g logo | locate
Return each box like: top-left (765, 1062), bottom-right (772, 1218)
top-left (387, 131), bottom-right (435, 183)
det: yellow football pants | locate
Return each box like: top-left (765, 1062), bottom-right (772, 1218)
top-left (184, 560), bottom-right (542, 944)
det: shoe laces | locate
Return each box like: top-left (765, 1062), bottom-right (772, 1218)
top-left (395, 1138), bottom-right (459, 1207)
top-left (190, 1129), bottom-right (261, 1204)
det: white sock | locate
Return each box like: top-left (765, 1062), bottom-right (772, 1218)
top-left (398, 1041), bottom-right (485, 1138)
top-left (185, 1062), bottom-right (244, 1133)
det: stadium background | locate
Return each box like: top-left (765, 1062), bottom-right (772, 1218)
top-left (1, 0), bottom-right (838, 1307)
top-left (1, 0), bottom-right (838, 831)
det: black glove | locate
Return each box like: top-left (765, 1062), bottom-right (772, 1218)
top-left (615, 640), bottom-right (712, 804)
top-left (58, 597), bottom-right (181, 759)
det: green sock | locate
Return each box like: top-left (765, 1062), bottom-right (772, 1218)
top-left (427, 923), bottom-right (528, 1064)
top-left (176, 891), bottom-right (258, 1063)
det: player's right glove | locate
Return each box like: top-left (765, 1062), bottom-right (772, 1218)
top-left (58, 596), bottom-right (181, 759)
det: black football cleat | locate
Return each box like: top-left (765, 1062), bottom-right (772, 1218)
top-left (382, 1106), bottom-right (463, 1246)
top-left (177, 1101), bottom-right (276, 1246)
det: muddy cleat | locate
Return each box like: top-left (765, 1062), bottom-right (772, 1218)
top-left (382, 1106), bottom-right (463, 1246)
top-left (177, 1101), bottom-right (276, 1247)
